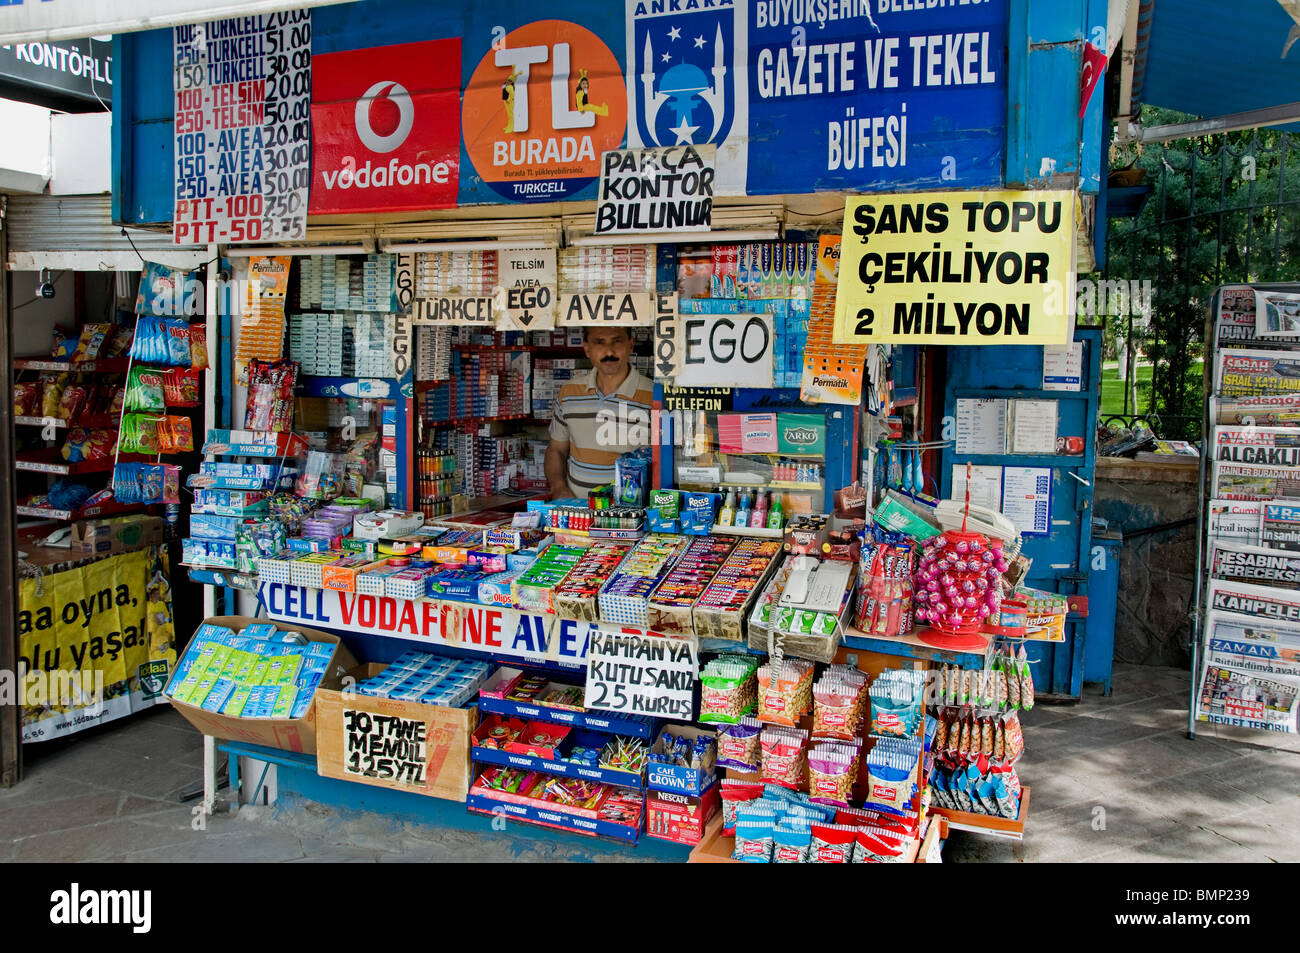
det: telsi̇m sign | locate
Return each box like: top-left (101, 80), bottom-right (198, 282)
top-left (310, 38), bottom-right (461, 213)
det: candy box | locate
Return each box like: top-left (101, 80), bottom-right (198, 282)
top-left (473, 715), bottom-right (528, 750)
top-left (646, 783), bottom-right (721, 845)
top-left (166, 616), bottom-right (356, 754)
top-left (321, 557), bottom-right (390, 593)
top-left (314, 659), bottom-right (478, 800)
top-left (648, 725), bottom-right (718, 795)
top-left (505, 721), bottom-right (571, 759)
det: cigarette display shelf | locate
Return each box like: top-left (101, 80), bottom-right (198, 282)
top-left (424, 413), bottom-right (539, 426)
top-left (465, 792), bottom-right (640, 844)
top-left (296, 375), bottom-right (402, 399)
top-left (478, 693), bottom-right (656, 740)
top-left (471, 741), bottom-right (645, 790)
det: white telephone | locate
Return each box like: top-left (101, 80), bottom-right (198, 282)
top-left (933, 499), bottom-right (1019, 542)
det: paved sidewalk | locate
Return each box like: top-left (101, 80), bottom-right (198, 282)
top-left (1, 662), bottom-right (1296, 862)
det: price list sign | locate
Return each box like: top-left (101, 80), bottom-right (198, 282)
top-left (172, 12), bottom-right (312, 245)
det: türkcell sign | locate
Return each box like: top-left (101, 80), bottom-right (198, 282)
top-left (583, 628), bottom-right (696, 718)
top-left (673, 313), bottom-right (774, 389)
top-left (172, 12), bottom-right (311, 245)
top-left (595, 144), bottom-right (715, 234)
top-left (833, 190), bottom-right (1075, 346)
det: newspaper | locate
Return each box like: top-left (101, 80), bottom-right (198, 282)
top-left (1209, 540), bottom-right (1300, 589)
top-left (1255, 289), bottom-right (1300, 337)
top-left (1213, 425), bottom-right (1300, 467)
top-left (1207, 498), bottom-right (1263, 545)
top-left (1196, 660), bottom-right (1299, 733)
top-left (1206, 577), bottom-right (1300, 625)
top-left (1204, 609), bottom-right (1300, 676)
top-left (1211, 393), bottom-right (1300, 426)
top-left (1214, 348), bottom-right (1300, 397)
top-left (1211, 461), bottom-right (1300, 500)
top-left (1214, 285), bottom-right (1300, 346)
top-left (1260, 499), bottom-right (1300, 552)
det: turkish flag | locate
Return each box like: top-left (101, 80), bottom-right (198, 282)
top-left (1079, 42), bottom-right (1108, 118)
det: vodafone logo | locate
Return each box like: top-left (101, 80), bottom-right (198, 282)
top-left (355, 81), bottom-right (414, 153)
top-left (309, 38), bottom-right (461, 215)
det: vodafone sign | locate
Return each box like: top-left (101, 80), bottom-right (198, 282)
top-left (310, 39), bottom-right (461, 214)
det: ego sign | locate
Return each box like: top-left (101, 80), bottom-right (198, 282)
top-left (674, 315), bottom-right (774, 389)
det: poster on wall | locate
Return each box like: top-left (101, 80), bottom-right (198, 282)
top-left (832, 190), bottom-right (1076, 346)
top-left (460, 18), bottom-right (629, 204)
top-left (17, 547), bottom-right (176, 743)
top-left (310, 38), bottom-right (461, 214)
top-left (172, 12), bottom-right (312, 245)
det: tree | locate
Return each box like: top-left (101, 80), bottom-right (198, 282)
top-left (1107, 106), bottom-right (1300, 438)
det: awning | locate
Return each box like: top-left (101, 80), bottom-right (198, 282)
top-left (1125, 0), bottom-right (1300, 140)
top-left (0, 0), bottom-right (357, 44)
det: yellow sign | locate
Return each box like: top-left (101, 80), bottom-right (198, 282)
top-left (16, 547), bottom-right (176, 740)
top-left (832, 190), bottom-right (1076, 346)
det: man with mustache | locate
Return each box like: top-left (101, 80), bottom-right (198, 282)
top-left (546, 325), bottom-right (652, 500)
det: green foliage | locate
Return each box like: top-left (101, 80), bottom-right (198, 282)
top-left (1107, 106), bottom-right (1300, 437)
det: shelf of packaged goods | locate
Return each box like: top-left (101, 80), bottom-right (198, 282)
top-left (423, 413), bottom-right (539, 426)
top-left (716, 481), bottom-right (823, 491)
top-left (453, 344), bottom-right (536, 353)
top-left (465, 792), bottom-right (641, 844)
top-left (186, 567), bottom-right (260, 590)
top-left (13, 357), bottom-right (132, 374)
top-left (295, 376), bottom-right (400, 399)
top-left (14, 414), bottom-right (120, 430)
top-left (478, 694), bottom-right (655, 739)
top-left (15, 451), bottom-right (122, 475)
top-left (471, 745), bottom-right (644, 790)
top-left (928, 785), bottom-right (1030, 840)
top-left (16, 500), bottom-right (146, 522)
top-left (708, 524), bottom-right (785, 538)
top-left (687, 813), bottom-right (938, 863)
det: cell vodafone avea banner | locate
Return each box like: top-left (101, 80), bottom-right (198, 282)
top-left (259, 582), bottom-right (626, 666)
top-left (310, 38), bottom-right (461, 213)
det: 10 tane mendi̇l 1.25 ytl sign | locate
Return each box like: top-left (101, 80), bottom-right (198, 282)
top-left (833, 190), bottom-right (1077, 346)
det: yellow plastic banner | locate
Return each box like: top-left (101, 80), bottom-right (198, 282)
top-left (16, 547), bottom-right (177, 739)
top-left (832, 190), bottom-right (1076, 346)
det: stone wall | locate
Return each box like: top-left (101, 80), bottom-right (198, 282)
top-left (1093, 458), bottom-right (1199, 668)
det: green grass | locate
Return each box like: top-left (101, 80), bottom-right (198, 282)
top-left (1099, 359), bottom-right (1203, 419)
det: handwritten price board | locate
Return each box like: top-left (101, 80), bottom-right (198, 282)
top-left (172, 11), bottom-right (311, 245)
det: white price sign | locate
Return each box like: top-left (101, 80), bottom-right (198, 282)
top-left (583, 628), bottom-right (696, 719)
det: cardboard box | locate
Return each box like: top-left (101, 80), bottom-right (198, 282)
top-left (166, 616), bottom-right (356, 754)
top-left (71, 515), bottom-right (164, 556)
top-left (646, 782), bottom-right (721, 845)
top-left (315, 662), bottom-right (477, 801)
top-left (648, 725), bottom-right (718, 795)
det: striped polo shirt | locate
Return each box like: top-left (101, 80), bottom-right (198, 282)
top-left (549, 366), bottom-right (653, 494)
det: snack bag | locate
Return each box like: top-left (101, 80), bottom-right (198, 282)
top-left (41, 375), bottom-right (66, 418)
top-left (120, 415), bottom-right (160, 454)
top-left (719, 779), bottom-right (764, 835)
top-left (13, 382), bottom-right (40, 417)
top-left (1017, 646), bottom-right (1035, 710)
top-left (809, 823), bottom-right (857, 863)
top-left (772, 818), bottom-right (812, 863)
top-left (72, 323), bottom-right (113, 361)
top-left (190, 324), bottom-right (209, 369)
top-left (163, 368), bottom-right (202, 406)
top-left (732, 804), bottom-right (776, 863)
top-left (157, 416), bottom-right (194, 453)
top-left (165, 319), bottom-right (192, 367)
top-left (126, 366), bottom-right (166, 412)
top-left (58, 385), bottom-right (88, 421)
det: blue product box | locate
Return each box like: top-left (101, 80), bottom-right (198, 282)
top-left (288, 536), bottom-right (333, 553)
top-left (680, 492), bottom-right (719, 535)
top-left (426, 568), bottom-right (487, 601)
top-left (646, 508), bottom-right (681, 534)
top-left (241, 623), bottom-right (278, 640)
top-left (477, 570), bottom-right (520, 608)
top-left (190, 514), bottom-right (241, 541)
top-left (647, 726), bottom-right (718, 795)
top-left (201, 678), bottom-right (237, 713)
